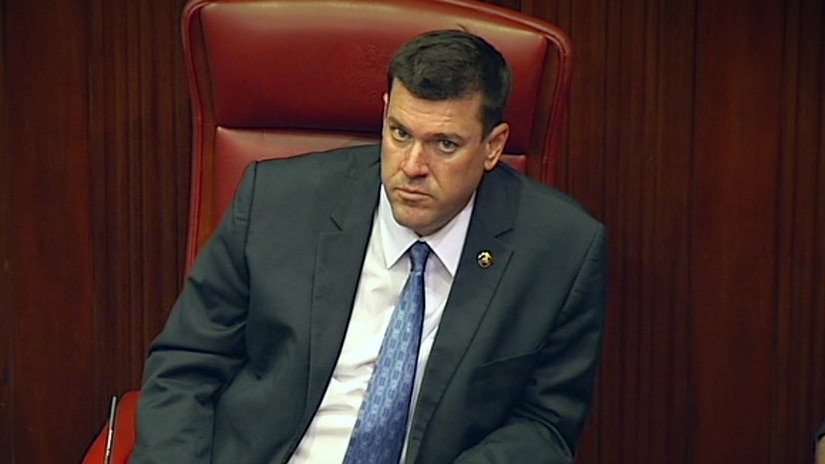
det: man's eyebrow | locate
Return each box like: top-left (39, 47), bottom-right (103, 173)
top-left (386, 116), bottom-right (467, 143)
top-left (432, 132), bottom-right (466, 143)
top-left (386, 116), bottom-right (406, 129)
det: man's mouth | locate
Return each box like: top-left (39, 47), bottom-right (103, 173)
top-left (396, 186), bottom-right (430, 200)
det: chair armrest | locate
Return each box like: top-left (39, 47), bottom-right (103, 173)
top-left (82, 390), bottom-right (141, 464)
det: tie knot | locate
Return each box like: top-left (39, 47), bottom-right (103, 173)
top-left (409, 241), bottom-right (431, 273)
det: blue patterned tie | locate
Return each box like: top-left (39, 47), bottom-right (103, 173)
top-left (343, 241), bottom-right (432, 464)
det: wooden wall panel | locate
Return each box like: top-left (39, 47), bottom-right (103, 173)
top-left (0, 1), bottom-right (14, 462)
top-left (4, 0), bottom-right (97, 462)
top-left (774, 0), bottom-right (825, 462)
top-left (692, 0), bottom-right (784, 461)
top-left (525, 0), bottom-right (697, 462)
top-left (562, 0), bottom-right (697, 461)
top-left (522, 0), bottom-right (824, 463)
top-left (1, 1), bottom-right (189, 462)
top-left (86, 0), bottom-right (190, 420)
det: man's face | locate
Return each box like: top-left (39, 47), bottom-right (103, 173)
top-left (380, 80), bottom-right (509, 236)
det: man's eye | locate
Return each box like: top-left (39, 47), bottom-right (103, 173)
top-left (437, 140), bottom-right (458, 153)
top-left (391, 127), bottom-right (410, 140)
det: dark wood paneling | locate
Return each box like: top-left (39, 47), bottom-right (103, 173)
top-left (526, 1), bottom-right (698, 462)
top-left (524, 0), bottom-right (824, 463)
top-left (774, 0), bottom-right (825, 462)
top-left (5, 0), bottom-right (97, 462)
top-left (2, 1), bottom-right (189, 462)
top-left (85, 0), bottom-right (191, 459)
top-left (692, 0), bottom-right (785, 461)
top-left (566, 0), bottom-right (697, 461)
top-left (86, 0), bottom-right (190, 422)
top-left (0, 1), bottom-right (15, 462)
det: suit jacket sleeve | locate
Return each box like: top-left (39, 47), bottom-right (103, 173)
top-left (454, 224), bottom-right (607, 464)
top-left (130, 162), bottom-right (258, 464)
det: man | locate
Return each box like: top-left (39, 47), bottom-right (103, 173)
top-left (131, 30), bottom-right (607, 464)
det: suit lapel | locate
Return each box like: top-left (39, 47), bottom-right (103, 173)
top-left (406, 168), bottom-right (516, 460)
top-left (305, 160), bottom-right (381, 420)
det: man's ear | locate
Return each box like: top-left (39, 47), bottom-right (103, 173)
top-left (483, 122), bottom-right (510, 170)
top-left (381, 93), bottom-right (389, 131)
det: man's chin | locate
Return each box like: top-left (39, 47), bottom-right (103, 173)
top-left (391, 209), bottom-right (435, 236)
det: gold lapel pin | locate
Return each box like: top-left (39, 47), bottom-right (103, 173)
top-left (476, 250), bottom-right (494, 268)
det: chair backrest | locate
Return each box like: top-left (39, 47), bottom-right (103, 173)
top-left (181, 0), bottom-right (572, 268)
top-left (81, 3), bottom-right (572, 462)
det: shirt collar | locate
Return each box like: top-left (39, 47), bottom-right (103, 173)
top-left (378, 185), bottom-right (474, 276)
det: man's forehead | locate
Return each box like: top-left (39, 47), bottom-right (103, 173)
top-left (386, 82), bottom-right (485, 133)
top-left (388, 78), bottom-right (481, 103)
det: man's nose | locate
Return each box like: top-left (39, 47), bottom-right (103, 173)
top-left (401, 142), bottom-right (429, 177)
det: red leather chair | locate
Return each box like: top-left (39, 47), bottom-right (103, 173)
top-left (82, 1), bottom-right (571, 462)
top-left (82, 391), bottom-right (140, 464)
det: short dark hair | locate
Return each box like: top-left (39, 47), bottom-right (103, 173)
top-left (387, 29), bottom-right (512, 136)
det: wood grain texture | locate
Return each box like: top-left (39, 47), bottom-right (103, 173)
top-left (774, 0), bottom-right (825, 462)
top-left (4, 0), bottom-right (97, 461)
top-left (0, 1), bottom-right (14, 462)
top-left (86, 0), bottom-right (191, 412)
top-left (526, 0), bottom-right (824, 462)
top-left (2, 1), bottom-right (190, 462)
top-left (691, 0), bottom-right (784, 458)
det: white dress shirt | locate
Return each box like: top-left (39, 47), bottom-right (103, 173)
top-left (289, 186), bottom-right (474, 463)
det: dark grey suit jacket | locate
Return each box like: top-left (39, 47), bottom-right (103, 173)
top-left (131, 144), bottom-right (607, 464)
